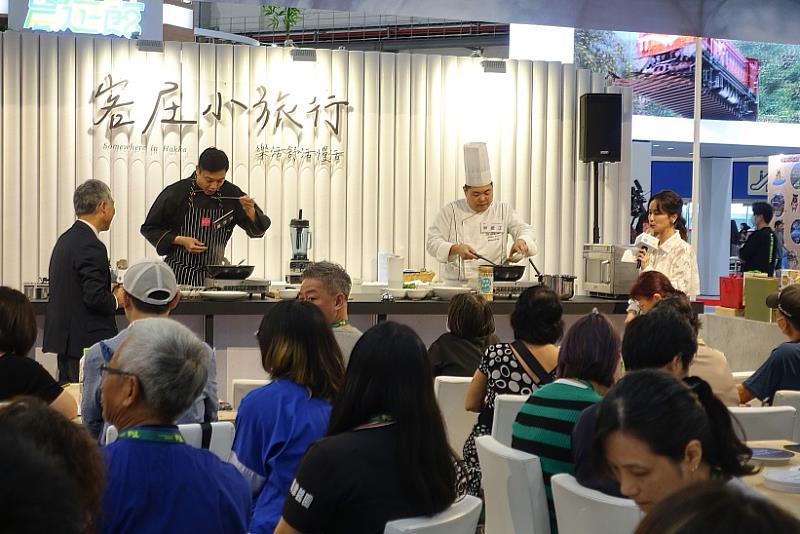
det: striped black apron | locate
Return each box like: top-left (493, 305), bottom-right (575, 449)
top-left (166, 193), bottom-right (235, 286)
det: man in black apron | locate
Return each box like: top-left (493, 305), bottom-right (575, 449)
top-left (141, 148), bottom-right (271, 286)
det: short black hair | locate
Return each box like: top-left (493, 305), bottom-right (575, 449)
top-left (556, 311), bottom-right (620, 388)
top-left (511, 286), bottom-right (564, 345)
top-left (752, 201), bottom-right (773, 224)
top-left (0, 287), bottom-right (38, 356)
top-left (198, 147), bottom-right (229, 173)
top-left (622, 305), bottom-right (697, 371)
top-left (128, 294), bottom-right (171, 315)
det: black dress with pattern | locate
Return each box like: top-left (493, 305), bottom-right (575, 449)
top-left (462, 342), bottom-right (552, 496)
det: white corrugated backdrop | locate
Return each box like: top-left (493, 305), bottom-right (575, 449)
top-left (0, 31), bottom-right (631, 292)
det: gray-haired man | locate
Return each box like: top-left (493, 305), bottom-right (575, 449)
top-left (299, 261), bottom-right (363, 365)
top-left (43, 179), bottom-right (124, 383)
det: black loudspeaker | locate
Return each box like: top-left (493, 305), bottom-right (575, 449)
top-left (579, 93), bottom-right (622, 163)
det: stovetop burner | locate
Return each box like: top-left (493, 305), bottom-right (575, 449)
top-left (493, 280), bottom-right (537, 299)
top-left (203, 278), bottom-right (271, 296)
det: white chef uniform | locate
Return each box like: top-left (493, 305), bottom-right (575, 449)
top-left (426, 142), bottom-right (536, 282)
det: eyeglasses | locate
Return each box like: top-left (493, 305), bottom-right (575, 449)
top-left (100, 364), bottom-right (137, 379)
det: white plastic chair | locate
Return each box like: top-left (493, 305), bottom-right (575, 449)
top-left (105, 421), bottom-right (236, 461)
top-left (729, 406), bottom-right (797, 441)
top-left (550, 474), bottom-right (642, 534)
top-left (491, 394), bottom-right (528, 447)
top-left (475, 435), bottom-right (550, 534)
top-left (732, 371), bottom-right (754, 385)
top-left (383, 495), bottom-right (482, 534)
top-left (232, 378), bottom-right (270, 409)
top-left (774, 390), bottom-right (800, 441)
top-left (434, 376), bottom-right (477, 455)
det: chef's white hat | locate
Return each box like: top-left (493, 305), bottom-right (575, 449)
top-left (464, 142), bottom-right (492, 187)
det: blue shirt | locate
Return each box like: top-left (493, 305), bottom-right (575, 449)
top-left (82, 326), bottom-right (219, 443)
top-left (229, 379), bottom-right (332, 534)
top-left (101, 425), bottom-right (251, 534)
top-left (743, 340), bottom-right (800, 403)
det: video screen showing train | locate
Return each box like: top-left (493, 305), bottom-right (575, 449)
top-left (574, 31), bottom-right (800, 124)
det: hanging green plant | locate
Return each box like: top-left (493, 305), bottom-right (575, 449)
top-left (263, 5), bottom-right (303, 45)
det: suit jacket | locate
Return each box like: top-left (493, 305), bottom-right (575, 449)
top-left (43, 221), bottom-right (118, 357)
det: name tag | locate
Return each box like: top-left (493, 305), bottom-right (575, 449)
top-left (200, 217), bottom-right (211, 227)
top-left (213, 210), bottom-right (235, 231)
top-left (481, 221), bottom-right (504, 234)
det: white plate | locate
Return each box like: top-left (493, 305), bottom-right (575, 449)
top-left (279, 290), bottom-right (299, 300)
top-left (199, 290), bottom-right (249, 301)
top-left (406, 288), bottom-right (430, 300)
top-left (434, 286), bottom-right (472, 299)
top-left (751, 447), bottom-right (795, 464)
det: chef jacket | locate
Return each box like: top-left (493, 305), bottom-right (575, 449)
top-left (426, 199), bottom-right (536, 282)
top-left (141, 177), bottom-right (271, 257)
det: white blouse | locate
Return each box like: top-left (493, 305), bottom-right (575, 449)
top-left (643, 232), bottom-right (700, 297)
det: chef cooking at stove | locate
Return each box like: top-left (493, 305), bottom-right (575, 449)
top-left (140, 147), bottom-right (271, 286)
top-left (426, 142), bottom-right (536, 283)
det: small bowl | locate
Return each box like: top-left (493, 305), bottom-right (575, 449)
top-left (279, 288), bottom-right (299, 300)
top-left (406, 288), bottom-right (430, 300)
top-left (384, 287), bottom-right (407, 299)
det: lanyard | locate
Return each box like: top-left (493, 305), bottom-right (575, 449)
top-left (117, 427), bottom-right (185, 444)
top-left (330, 319), bottom-right (349, 328)
top-left (355, 414), bottom-right (395, 430)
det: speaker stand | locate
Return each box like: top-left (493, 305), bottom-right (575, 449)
top-left (592, 161), bottom-right (601, 244)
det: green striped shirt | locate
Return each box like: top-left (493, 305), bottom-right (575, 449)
top-left (511, 380), bottom-right (601, 534)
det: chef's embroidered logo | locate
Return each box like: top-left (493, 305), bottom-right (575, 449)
top-left (290, 479), bottom-right (314, 509)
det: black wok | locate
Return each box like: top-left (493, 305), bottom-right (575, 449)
top-left (492, 265), bottom-right (526, 282)
top-left (206, 265), bottom-right (255, 279)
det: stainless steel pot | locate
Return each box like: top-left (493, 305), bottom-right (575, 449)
top-left (539, 274), bottom-right (576, 301)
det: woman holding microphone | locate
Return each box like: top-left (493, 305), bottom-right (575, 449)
top-left (637, 190), bottom-right (700, 297)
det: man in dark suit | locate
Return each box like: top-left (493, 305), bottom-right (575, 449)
top-left (43, 180), bottom-right (122, 384)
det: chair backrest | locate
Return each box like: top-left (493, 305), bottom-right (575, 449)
top-left (475, 435), bottom-right (550, 534)
top-left (732, 371), bottom-right (754, 385)
top-left (232, 378), bottom-right (271, 409)
top-left (491, 394), bottom-right (528, 447)
top-left (433, 376), bottom-right (477, 455)
top-left (729, 406), bottom-right (798, 441)
top-left (383, 495), bottom-right (482, 534)
top-left (105, 422), bottom-right (236, 461)
top-left (774, 391), bottom-right (800, 441)
top-left (550, 474), bottom-right (642, 534)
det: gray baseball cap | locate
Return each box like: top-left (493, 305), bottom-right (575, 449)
top-left (123, 258), bottom-right (178, 305)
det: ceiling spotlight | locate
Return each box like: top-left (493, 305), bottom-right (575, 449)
top-left (667, 147), bottom-right (675, 150)
top-left (481, 59), bottom-right (506, 74)
top-left (652, 144), bottom-right (660, 147)
top-left (470, 47), bottom-right (484, 58)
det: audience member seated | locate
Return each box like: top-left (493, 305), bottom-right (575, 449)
top-left (634, 480), bottom-right (800, 534)
top-left (82, 258), bottom-right (218, 443)
top-left (0, 426), bottom-right (83, 534)
top-left (0, 397), bottom-right (105, 533)
top-left (100, 318), bottom-right (251, 534)
top-left (594, 370), bottom-right (755, 514)
top-left (654, 295), bottom-right (738, 406)
top-left (626, 270), bottom-right (679, 323)
top-left (738, 285), bottom-right (800, 405)
top-left (429, 293), bottom-right (500, 377)
top-left (0, 286), bottom-right (77, 419)
top-left (230, 300), bottom-right (344, 534)
top-left (274, 322), bottom-right (459, 534)
top-left (463, 285), bottom-right (562, 496)
top-left (572, 304), bottom-right (698, 496)
top-left (512, 310), bottom-right (621, 532)
top-left (299, 261), bottom-right (363, 365)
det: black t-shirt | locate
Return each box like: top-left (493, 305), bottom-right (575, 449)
top-left (0, 353), bottom-right (63, 404)
top-left (281, 424), bottom-right (436, 534)
top-left (739, 227), bottom-right (776, 276)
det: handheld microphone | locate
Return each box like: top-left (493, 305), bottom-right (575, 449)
top-left (634, 233), bottom-right (659, 269)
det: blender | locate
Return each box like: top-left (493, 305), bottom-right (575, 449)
top-left (286, 210), bottom-right (312, 284)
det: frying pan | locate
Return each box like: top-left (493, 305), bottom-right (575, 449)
top-left (206, 265), bottom-right (255, 279)
top-left (475, 254), bottom-right (525, 282)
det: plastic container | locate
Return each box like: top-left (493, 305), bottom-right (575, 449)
top-left (478, 265), bottom-right (494, 302)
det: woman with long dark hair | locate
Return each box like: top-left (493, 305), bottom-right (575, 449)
top-left (275, 322), bottom-right (459, 534)
top-left (230, 300), bottom-right (345, 534)
top-left (594, 370), bottom-right (755, 513)
top-left (637, 190), bottom-right (699, 297)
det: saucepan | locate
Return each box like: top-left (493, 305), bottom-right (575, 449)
top-left (475, 254), bottom-right (526, 282)
top-left (206, 264), bottom-right (255, 280)
top-left (528, 259), bottom-right (575, 300)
